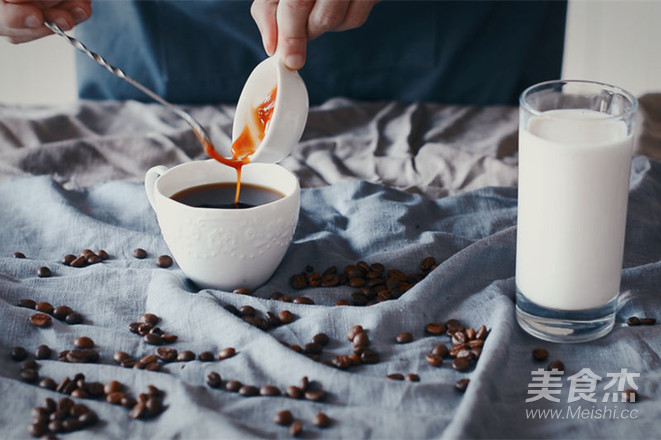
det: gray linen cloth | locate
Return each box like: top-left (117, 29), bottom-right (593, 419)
top-left (1, 97), bottom-right (660, 439)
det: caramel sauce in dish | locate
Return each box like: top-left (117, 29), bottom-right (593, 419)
top-left (202, 86), bottom-right (277, 207)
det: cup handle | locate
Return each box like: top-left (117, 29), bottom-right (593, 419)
top-left (144, 165), bottom-right (168, 210)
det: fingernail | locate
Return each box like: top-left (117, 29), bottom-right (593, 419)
top-left (284, 54), bottom-right (304, 70)
top-left (71, 7), bottom-right (88, 24)
top-left (24, 15), bottom-right (41, 28)
top-left (54, 17), bottom-right (69, 29)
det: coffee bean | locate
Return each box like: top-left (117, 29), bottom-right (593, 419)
top-left (104, 380), bottom-right (123, 395)
top-left (132, 248), bottom-right (147, 259)
top-left (425, 353), bottom-right (443, 367)
top-left (11, 346), bottom-right (28, 361)
top-left (347, 325), bottom-right (364, 342)
top-left (425, 322), bottom-right (446, 335)
top-left (27, 422), bottom-right (47, 437)
top-left (106, 392), bottom-right (125, 405)
top-left (144, 333), bottom-right (163, 345)
top-left (321, 273), bottom-right (340, 287)
top-left (627, 316), bottom-right (641, 326)
top-left (285, 385), bottom-right (303, 399)
top-left (432, 345), bottom-right (449, 358)
top-left (67, 349), bottom-right (99, 364)
top-left (335, 299), bottom-right (350, 306)
top-left (154, 255), bottom-right (173, 268)
top-left (546, 360), bottom-right (565, 373)
top-left (21, 368), bottom-right (39, 383)
top-left (34, 344), bottom-right (51, 360)
top-left (177, 350), bottom-right (195, 362)
top-left (196, 351), bottom-right (213, 362)
top-left (532, 348), bottom-right (549, 361)
top-left (260, 385), bottom-right (281, 396)
top-left (455, 378), bottom-right (470, 392)
top-left (17, 298), bottom-right (37, 309)
top-left (360, 349), bottom-right (380, 364)
top-left (278, 310), bottom-right (295, 324)
top-left (112, 351), bottom-right (130, 364)
top-left (13, 251), bottom-right (26, 258)
top-left (304, 342), bottom-right (323, 355)
top-left (29, 313), bottom-right (52, 328)
top-left (387, 373), bottom-right (405, 381)
top-left (161, 333), bottom-right (178, 343)
top-left (65, 312), bottom-right (83, 325)
top-left (273, 410), bottom-right (293, 426)
top-left (206, 372), bottom-right (222, 388)
top-left (313, 412), bottom-right (331, 428)
top-left (86, 382), bottom-right (105, 397)
top-left (86, 254), bottom-right (102, 264)
top-left (37, 266), bottom-right (51, 278)
top-left (52, 305), bottom-right (73, 321)
top-left (451, 331), bottom-right (467, 346)
top-left (95, 249), bottom-right (109, 260)
top-left (35, 301), bottom-right (54, 314)
top-left (238, 385), bottom-right (259, 396)
top-left (129, 402), bottom-right (147, 419)
top-left (74, 336), bottom-right (94, 349)
top-left (396, 332), bottom-right (413, 344)
top-left (311, 333), bottom-right (329, 346)
top-left (70, 255), bottom-right (87, 267)
top-left (156, 347), bottom-right (178, 362)
top-left (217, 347), bottom-right (236, 360)
top-left (38, 377), bottom-right (57, 390)
top-left (289, 420), bottom-right (303, 437)
top-left (304, 390), bottom-right (325, 402)
top-left (145, 395), bottom-right (163, 416)
top-left (452, 357), bottom-right (471, 372)
top-left (293, 296), bottom-right (315, 305)
top-left (641, 318), bottom-right (656, 326)
top-left (623, 388), bottom-right (638, 403)
top-left (332, 355), bottom-right (352, 369)
top-left (298, 376), bottom-right (309, 391)
top-left (60, 254), bottom-right (75, 264)
top-left (406, 373), bottom-right (421, 382)
top-left (352, 331), bottom-right (370, 349)
top-left (224, 380), bottom-right (242, 392)
top-left (290, 273), bottom-right (308, 289)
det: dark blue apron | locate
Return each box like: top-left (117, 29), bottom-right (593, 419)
top-left (75, 0), bottom-right (566, 106)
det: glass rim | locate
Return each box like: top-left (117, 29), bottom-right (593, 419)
top-left (519, 79), bottom-right (638, 120)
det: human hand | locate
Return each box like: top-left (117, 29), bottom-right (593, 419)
top-left (0, 0), bottom-right (91, 44)
top-left (251, 0), bottom-right (377, 70)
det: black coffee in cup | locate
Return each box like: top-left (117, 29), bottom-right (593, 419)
top-left (171, 183), bottom-right (284, 209)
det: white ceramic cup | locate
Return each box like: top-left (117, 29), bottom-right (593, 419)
top-left (145, 160), bottom-right (300, 290)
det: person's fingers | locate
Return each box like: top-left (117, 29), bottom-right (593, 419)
top-left (306, 0), bottom-right (350, 40)
top-left (251, 0), bottom-right (278, 56)
top-left (0, 0), bottom-right (44, 30)
top-left (57, 0), bottom-right (91, 25)
top-left (333, 0), bottom-right (377, 32)
top-left (276, 0), bottom-right (315, 70)
top-left (0, 0), bottom-right (91, 44)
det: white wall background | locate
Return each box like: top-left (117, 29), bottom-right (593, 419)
top-left (1, 0), bottom-right (660, 105)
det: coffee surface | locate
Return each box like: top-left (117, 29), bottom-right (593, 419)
top-left (171, 182), bottom-right (284, 209)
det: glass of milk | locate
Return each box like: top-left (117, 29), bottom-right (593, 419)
top-left (515, 80), bottom-right (637, 343)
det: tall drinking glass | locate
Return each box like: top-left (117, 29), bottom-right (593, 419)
top-left (516, 80), bottom-right (637, 343)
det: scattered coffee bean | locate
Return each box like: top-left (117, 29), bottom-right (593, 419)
top-left (425, 322), bottom-right (447, 335)
top-left (396, 332), bottom-right (413, 344)
top-left (177, 350), bottom-right (196, 362)
top-left (627, 316), bottom-right (641, 326)
top-left (425, 353), bottom-right (443, 367)
top-left (452, 357), bottom-right (471, 372)
top-left (128, 401), bottom-right (147, 419)
top-left (29, 313), bottom-right (52, 328)
top-left (156, 347), bottom-right (178, 362)
top-left (70, 255), bottom-right (87, 267)
top-left (34, 345), bottom-right (51, 360)
top-left (313, 412), bottom-right (331, 428)
top-left (406, 373), bottom-right (421, 382)
top-left (260, 385), bottom-right (281, 396)
top-left (21, 368), bottom-right (39, 383)
top-left (13, 251), bottom-right (26, 258)
top-left (304, 390), bottom-right (325, 402)
top-left (293, 296), bottom-right (315, 305)
top-left (36, 266), bottom-right (52, 278)
top-left (157, 255), bottom-right (173, 268)
top-left (238, 385), bottom-right (259, 397)
top-left (140, 313), bottom-right (160, 325)
top-left (65, 312), bottom-right (83, 325)
top-left (17, 298), bottom-right (37, 309)
top-left (387, 373), bottom-right (405, 381)
top-left (285, 385), bottom-right (303, 399)
top-left (198, 351), bottom-right (214, 362)
top-left (298, 376), bottom-right (309, 391)
top-left (96, 249), bottom-right (110, 260)
top-left (623, 388), bottom-right (638, 402)
top-left (641, 318), bottom-right (656, 326)
top-left (38, 377), bottom-right (57, 390)
top-left (347, 325), bottom-right (364, 342)
top-left (11, 346), bottom-right (28, 361)
top-left (74, 336), bottom-right (94, 349)
top-left (289, 420), bottom-right (303, 437)
top-left (278, 310), bottom-right (295, 324)
top-left (206, 372), bottom-right (222, 388)
top-left (546, 360), bottom-right (565, 373)
top-left (455, 378), bottom-right (470, 392)
top-left (225, 380), bottom-right (242, 392)
top-left (144, 333), bottom-right (164, 345)
top-left (432, 345), bottom-right (449, 358)
top-left (132, 248), bottom-right (147, 259)
top-left (51, 305), bottom-right (73, 321)
top-left (35, 301), bottom-right (54, 314)
top-left (290, 273), bottom-right (308, 289)
top-left (312, 333), bottom-right (329, 346)
top-left (104, 380), bottom-right (123, 395)
top-left (532, 348), bottom-right (549, 361)
top-left (274, 410), bottom-right (293, 426)
top-left (218, 347), bottom-right (236, 360)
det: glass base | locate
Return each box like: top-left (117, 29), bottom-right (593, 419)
top-left (515, 289), bottom-right (616, 343)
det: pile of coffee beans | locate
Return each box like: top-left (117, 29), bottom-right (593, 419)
top-left (424, 320), bottom-right (488, 372)
top-left (18, 298), bottom-right (84, 326)
top-left (286, 257), bottom-right (438, 306)
top-left (223, 303), bottom-right (297, 331)
top-left (273, 409), bottom-right (331, 437)
top-left (626, 316), bottom-right (656, 326)
top-left (128, 313), bottom-right (178, 346)
top-left (27, 397), bottom-right (99, 437)
top-left (62, 249), bottom-right (109, 268)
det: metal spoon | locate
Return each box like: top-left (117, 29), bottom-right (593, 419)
top-left (44, 20), bottom-right (215, 152)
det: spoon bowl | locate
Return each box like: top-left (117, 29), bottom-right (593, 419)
top-left (233, 56), bottom-right (309, 163)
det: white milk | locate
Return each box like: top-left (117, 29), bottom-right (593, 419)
top-left (516, 109), bottom-right (633, 310)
